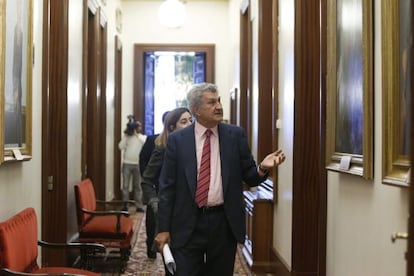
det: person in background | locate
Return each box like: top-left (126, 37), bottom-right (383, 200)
top-left (155, 83), bottom-right (286, 275)
top-left (118, 116), bottom-right (147, 212)
top-left (141, 107), bottom-right (193, 261)
top-left (139, 111), bottom-right (170, 175)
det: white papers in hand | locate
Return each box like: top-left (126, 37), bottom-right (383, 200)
top-left (163, 244), bottom-right (176, 274)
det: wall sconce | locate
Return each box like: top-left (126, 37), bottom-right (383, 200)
top-left (158, 0), bottom-right (186, 29)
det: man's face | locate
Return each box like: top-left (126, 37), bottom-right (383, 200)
top-left (196, 92), bottom-right (223, 127)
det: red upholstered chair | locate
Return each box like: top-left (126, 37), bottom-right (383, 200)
top-left (74, 178), bottom-right (134, 271)
top-left (0, 207), bottom-right (103, 276)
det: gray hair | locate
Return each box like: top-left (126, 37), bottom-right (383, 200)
top-left (186, 83), bottom-right (218, 113)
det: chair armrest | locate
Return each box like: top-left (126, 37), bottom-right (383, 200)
top-left (81, 208), bottom-right (129, 233)
top-left (96, 199), bottom-right (136, 206)
top-left (38, 240), bottom-right (105, 253)
top-left (1, 268), bottom-right (85, 276)
top-left (80, 208), bottom-right (130, 217)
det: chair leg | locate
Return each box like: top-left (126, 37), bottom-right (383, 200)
top-left (79, 248), bottom-right (94, 270)
top-left (119, 248), bottom-right (131, 273)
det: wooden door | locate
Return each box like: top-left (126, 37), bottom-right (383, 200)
top-left (113, 35), bottom-right (123, 200)
top-left (82, 0), bottom-right (107, 200)
top-left (41, 0), bottom-right (69, 266)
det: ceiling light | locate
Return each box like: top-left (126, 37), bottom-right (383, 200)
top-left (158, 0), bottom-right (186, 29)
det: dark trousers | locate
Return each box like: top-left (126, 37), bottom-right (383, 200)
top-left (172, 209), bottom-right (237, 276)
top-left (145, 204), bottom-right (157, 254)
top-left (146, 204), bottom-right (173, 275)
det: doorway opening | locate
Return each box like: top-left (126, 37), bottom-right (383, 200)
top-left (145, 51), bottom-right (205, 134)
top-left (133, 44), bottom-right (215, 135)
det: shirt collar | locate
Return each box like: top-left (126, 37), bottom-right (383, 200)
top-left (195, 121), bottom-right (218, 138)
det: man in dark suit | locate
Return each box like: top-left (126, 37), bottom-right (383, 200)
top-left (155, 83), bottom-right (285, 275)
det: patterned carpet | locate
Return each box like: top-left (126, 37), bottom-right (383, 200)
top-left (117, 209), bottom-right (252, 276)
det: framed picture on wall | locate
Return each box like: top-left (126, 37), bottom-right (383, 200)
top-left (326, 0), bottom-right (373, 179)
top-left (382, 0), bottom-right (412, 187)
top-left (2, 0), bottom-right (33, 162)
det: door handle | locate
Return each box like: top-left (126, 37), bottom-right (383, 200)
top-left (391, 232), bottom-right (408, 243)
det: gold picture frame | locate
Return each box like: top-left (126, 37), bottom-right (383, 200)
top-left (2, 0), bottom-right (33, 162)
top-left (0, 0), bottom-right (4, 165)
top-left (381, 0), bottom-right (411, 187)
top-left (326, 0), bottom-right (373, 179)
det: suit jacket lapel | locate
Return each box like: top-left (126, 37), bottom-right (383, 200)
top-left (218, 124), bottom-right (231, 197)
top-left (182, 125), bottom-right (198, 199)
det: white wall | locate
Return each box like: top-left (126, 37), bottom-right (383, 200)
top-left (227, 0), bottom-right (240, 95)
top-left (274, 0), bottom-right (295, 268)
top-left (67, 0), bottom-right (86, 236)
top-left (121, 0), bottom-right (232, 121)
top-left (101, 0), bottom-right (122, 200)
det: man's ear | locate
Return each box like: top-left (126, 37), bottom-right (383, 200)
top-left (194, 106), bottom-right (200, 116)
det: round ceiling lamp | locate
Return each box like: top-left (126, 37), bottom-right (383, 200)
top-left (158, 0), bottom-right (186, 29)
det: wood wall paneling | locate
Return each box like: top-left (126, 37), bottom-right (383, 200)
top-left (292, 0), bottom-right (327, 275)
top-left (257, 0), bottom-right (274, 162)
top-left (113, 36), bottom-right (122, 200)
top-left (98, 12), bottom-right (108, 200)
top-left (41, 0), bottom-right (69, 266)
top-left (239, 8), bottom-right (248, 134)
top-left (82, 1), bottom-right (107, 200)
top-left (407, 2), bottom-right (414, 274)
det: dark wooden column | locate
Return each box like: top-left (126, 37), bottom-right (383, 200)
top-left (239, 6), bottom-right (252, 146)
top-left (407, 1), bottom-right (414, 274)
top-left (292, 0), bottom-right (327, 275)
top-left (41, 0), bottom-right (69, 266)
top-left (257, 0), bottom-right (274, 162)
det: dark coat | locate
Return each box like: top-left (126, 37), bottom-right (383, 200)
top-left (141, 146), bottom-right (165, 204)
top-left (157, 123), bottom-right (266, 248)
top-left (139, 134), bottom-right (159, 175)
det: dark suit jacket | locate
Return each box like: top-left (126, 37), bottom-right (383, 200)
top-left (158, 123), bottom-right (266, 248)
top-left (139, 134), bottom-right (159, 175)
top-left (141, 146), bottom-right (165, 204)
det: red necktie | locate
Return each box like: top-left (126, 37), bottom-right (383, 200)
top-left (195, 129), bottom-right (212, 207)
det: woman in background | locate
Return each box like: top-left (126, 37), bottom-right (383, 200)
top-left (141, 107), bottom-right (193, 261)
